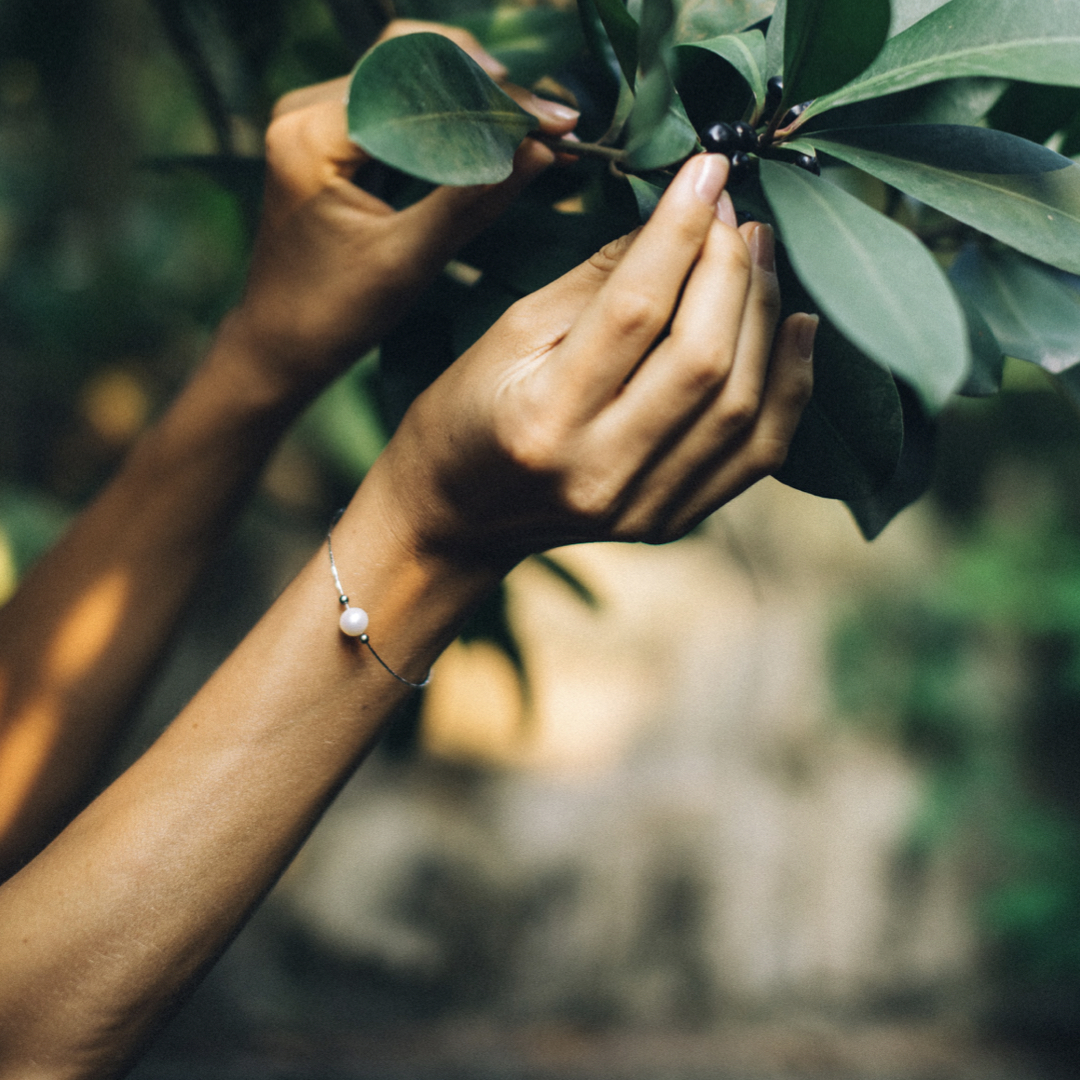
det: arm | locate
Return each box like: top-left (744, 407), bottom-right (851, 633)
top-left (0, 26), bottom-right (578, 880)
top-left (0, 151), bottom-right (815, 1077)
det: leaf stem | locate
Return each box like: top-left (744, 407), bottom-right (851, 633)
top-left (533, 133), bottom-right (628, 164)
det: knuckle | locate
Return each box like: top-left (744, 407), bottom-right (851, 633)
top-left (561, 475), bottom-right (618, 524)
top-left (588, 231), bottom-right (638, 274)
top-left (716, 234), bottom-right (753, 280)
top-left (720, 389), bottom-right (762, 433)
top-left (751, 435), bottom-right (791, 476)
top-left (604, 289), bottom-right (665, 339)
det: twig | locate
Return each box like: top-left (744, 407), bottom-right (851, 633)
top-left (533, 133), bottom-right (628, 164)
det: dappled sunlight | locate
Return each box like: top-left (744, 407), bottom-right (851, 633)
top-left (0, 570), bottom-right (131, 837)
top-left (46, 570), bottom-right (130, 682)
top-left (0, 695), bottom-right (61, 836)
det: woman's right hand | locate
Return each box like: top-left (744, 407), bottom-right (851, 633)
top-left (364, 153), bottom-right (818, 573)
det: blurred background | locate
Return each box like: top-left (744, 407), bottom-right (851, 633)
top-left (3, 0), bottom-right (1080, 1076)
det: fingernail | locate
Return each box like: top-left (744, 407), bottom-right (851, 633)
top-left (751, 223), bottom-right (775, 272)
top-left (693, 153), bottom-right (729, 206)
top-left (716, 190), bottom-right (738, 228)
top-left (797, 314), bottom-right (819, 361)
top-left (536, 99), bottom-right (580, 122)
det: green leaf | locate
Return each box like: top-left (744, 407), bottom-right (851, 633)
top-left (888, 0), bottom-right (949, 38)
top-left (949, 244), bottom-right (1080, 374)
top-left (591, 0), bottom-right (640, 85)
top-left (674, 0), bottom-right (774, 44)
top-left (759, 158), bottom-right (969, 407)
top-left (627, 174), bottom-right (668, 219)
top-left (678, 30), bottom-right (767, 113)
top-left (347, 33), bottom-right (536, 186)
top-left (811, 0), bottom-right (1080, 118)
top-left (774, 318), bottom-right (904, 499)
top-left (845, 381), bottom-right (937, 540)
top-left (626, 75), bottom-right (697, 167)
top-left (955, 293), bottom-right (1005, 397)
top-left (806, 125), bottom-right (1080, 275)
top-left (765, 0), bottom-right (785, 78)
top-left (782, 0), bottom-right (891, 108)
top-left (577, 0), bottom-right (626, 86)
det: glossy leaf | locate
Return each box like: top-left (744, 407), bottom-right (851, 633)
top-left (347, 33), bottom-right (535, 186)
top-left (765, 0), bottom-right (785, 78)
top-left (760, 158), bottom-right (969, 407)
top-left (678, 30), bottom-right (767, 112)
top-left (577, 0), bottom-right (626, 86)
top-left (626, 70), bottom-right (698, 168)
top-left (774, 318), bottom-right (904, 500)
top-left (781, 0), bottom-right (890, 108)
top-left (949, 244), bottom-right (1080, 374)
top-left (955, 294), bottom-right (1005, 397)
top-left (626, 0), bottom-right (696, 170)
top-left (627, 174), bottom-right (668, 220)
top-left (888, 0), bottom-right (949, 37)
top-left (810, 0), bottom-right (1080, 118)
top-left (592, 0), bottom-right (640, 85)
top-left (807, 125), bottom-right (1080, 275)
top-left (674, 0), bottom-right (774, 43)
top-left (846, 381), bottom-right (937, 540)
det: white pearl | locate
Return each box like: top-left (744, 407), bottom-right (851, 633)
top-left (339, 605), bottom-right (369, 637)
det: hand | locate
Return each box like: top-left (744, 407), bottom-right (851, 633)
top-left (365, 154), bottom-right (817, 570)
top-left (220, 20), bottom-right (579, 402)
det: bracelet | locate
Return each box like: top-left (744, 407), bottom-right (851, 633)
top-left (326, 510), bottom-right (431, 689)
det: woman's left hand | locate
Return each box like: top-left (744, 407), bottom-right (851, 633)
top-left (220, 19), bottom-right (579, 403)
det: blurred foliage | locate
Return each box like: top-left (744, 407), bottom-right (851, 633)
top-left (833, 376), bottom-right (1080, 1036)
top-left (6, 0), bottom-right (1080, 1038)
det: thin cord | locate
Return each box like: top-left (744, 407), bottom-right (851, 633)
top-left (327, 509), bottom-right (431, 689)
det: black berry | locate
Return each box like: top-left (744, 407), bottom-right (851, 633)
top-left (765, 76), bottom-right (783, 116)
top-left (728, 151), bottom-right (752, 187)
top-left (731, 121), bottom-right (759, 153)
top-left (700, 121), bottom-right (738, 155)
top-left (794, 152), bottom-right (820, 176)
top-left (778, 101), bottom-right (809, 129)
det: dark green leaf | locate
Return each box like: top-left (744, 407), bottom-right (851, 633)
top-left (846, 381), bottom-right (937, 540)
top-left (577, 0), bottom-right (627, 87)
top-left (626, 65), bottom-right (697, 169)
top-left (811, 0), bottom-right (1080, 118)
top-left (678, 30), bottom-right (767, 113)
top-left (347, 33), bottom-right (536, 186)
top-left (627, 174), bottom-right (668, 219)
top-left (888, 0), bottom-right (949, 38)
top-left (759, 158), bottom-right (969, 407)
top-left (774, 318), bottom-right (904, 499)
top-left (782, 0), bottom-right (890, 107)
top-left (955, 293), bottom-right (1005, 397)
top-left (988, 83), bottom-right (1080, 148)
top-left (949, 244), bottom-right (1080, 374)
top-left (765, 0), bottom-right (785, 78)
top-left (674, 0), bottom-right (774, 44)
top-left (593, 0), bottom-right (641, 85)
top-left (806, 125), bottom-right (1080, 275)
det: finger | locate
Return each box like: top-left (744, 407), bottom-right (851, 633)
top-left (463, 231), bottom-right (643, 364)
top-left (272, 75), bottom-right (350, 120)
top-left (263, 99), bottom-right (374, 207)
top-left (546, 153), bottom-right (731, 417)
top-left (597, 216), bottom-right (758, 459)
top-left (502, 84), bottom-right (581, 136)
top-left (650, 311), bottom-right (817, 541)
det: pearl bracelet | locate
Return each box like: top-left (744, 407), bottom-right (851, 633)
top-left (327, 510), bottom-right (431, 689)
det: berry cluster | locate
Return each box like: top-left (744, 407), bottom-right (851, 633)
top-left (698, 77), bottom-right (820, 188)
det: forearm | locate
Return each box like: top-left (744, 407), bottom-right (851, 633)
top-left (0, 473), bottom-right (501, 1077)
top-left (0, 316), bottom-right (310, 878)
